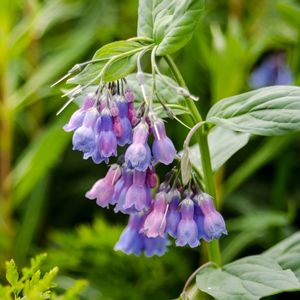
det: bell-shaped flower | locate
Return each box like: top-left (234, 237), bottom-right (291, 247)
top-left (124, 170), bottom-right (148, 212)
top-left (63, 96), bottom-right (95, 132)
top-left (176, 198), bottom-right (199, 248)
top-left (72, 107), bottom-right (99, 156)
top-left (85, 164), bottom-right (121, 207)
top-left (96, 108), bottom-right (117, 158)
top-left (142, 192), bottom-right (168, 238)
top-left (197, 193), bottom-right (227, 240)
top-left (144, 235), bottom-right (168, 257)
top-left (146, 166), bottom-right (158, 188)
top-left (166, 189), bottom-right (181, 238)
top-left (114, 213), bottom-right (144, 256)
top-left (152, 118), bottom-right (176, 165)
top-left (125, 121), bottom-right (151, 171)
top-left (193, 202), bottom-right (211, 241)
top-left (113, 97), bottom-right (132, 146)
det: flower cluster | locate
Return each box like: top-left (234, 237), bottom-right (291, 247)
top-left (63, 80), bottom-right (227, 257)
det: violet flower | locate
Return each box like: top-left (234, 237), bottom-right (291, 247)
top-left (165, 189), bottom-right (181, 238)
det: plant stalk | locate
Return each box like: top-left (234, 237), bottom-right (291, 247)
top-left (165, 55), bottom-right (221, 266)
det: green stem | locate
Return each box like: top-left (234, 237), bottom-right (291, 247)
top-left (165, 55), bottom-right (221, 266)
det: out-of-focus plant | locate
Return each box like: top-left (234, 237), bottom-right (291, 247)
top-left (0, 253), bottom-right (87, 300)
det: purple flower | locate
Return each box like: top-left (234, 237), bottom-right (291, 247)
top-left (85, 164), bottom-right (121, 207)
top-left (125, 121), bottom-right (151, 171)
top-left (144, 236), bottom-right (168, 257)
top-left (63, 96), bottom-right (95, 132)
top-left (176, 198), bottom-right (199, 248)
top-left (146, 166), bottom-right (158, 188)
top-left (114, 213), bottom-right (144, 256)
top-left (166, 189), bottom-right (181, 238)
top-left (197, 193), bottom-right (227, 240)
top-left (72, 108), bottom-right (99, 156)
top-left (124, 170), bottom-right (149, 212)
top-left (152, 119), bottom-right (176, 165)
top-left (96, 108), bottom-right (117, 158)
top-left (113, 97), bottom-right (132, 146)
top-left (194, 203), bottom-right (211, 241)
top-left (142, 192), bottom-right (167, 238)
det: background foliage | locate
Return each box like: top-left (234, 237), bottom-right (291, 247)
top-left (1, 0), bottom-right (300, 299)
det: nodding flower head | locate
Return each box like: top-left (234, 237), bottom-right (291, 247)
top-left (142, 192), bottom-right (168, 238)
top-left (114, 213), bottom-right (144, 256)
top-left (96, 108), bottom-right (118, 158)
top-left (63, 96), bottom-right (95, 132)
top-left (196, 193), bottom-right (227, 240)
top-left (152, 118), bottom-right (176, 165)
top-left (125, 121), bottom-right (151, 171)
top-left (144, 235), bottom-right (168, 257)
top-left (113, 97), bottom-right (132, 146)
top-left (176, 198), bottom-right (200, 248)
top-left (166, 189), bottom-right (181, 238)
top-left (124, 170), bottom-right (149, 212)
top-left (85, 164), bottom-right (121, 208)
top-left (72, 108), bottom-right (99, 156)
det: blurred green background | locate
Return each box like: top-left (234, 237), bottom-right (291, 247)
top-left (1, 0), bottom-right (300, 299)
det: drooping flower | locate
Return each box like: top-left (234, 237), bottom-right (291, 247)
top-left (85, 164), bottom-right (121, 207)
top-left (144, 235), bottom-right (168, 257)
top-left (196, 193), bottom-right (227, 240)
top-left (63, 96), bottom-right (95, 132)
top-left (194, 203), bottom-right (211, 241)
top-left (96, 108), bottom-right (118, 159)
top-left (165, 189), bottom-right (181, 238)
top-left (152, 118), bottom-right (176, 165)
top-left (114, 213), bottom-right (144, 256)
top-left (125, 121), bottom-right (151, 171)
top-left (72, 107), bottom-right (99, 156)
top-left (124, 170), bottom-right (149, 212)
top-left (176, 198), bottom-right (199, 248)
top-left (142, 192), bottom-right (168, 238)
top-left (113, 96), bottom-right (132, 146)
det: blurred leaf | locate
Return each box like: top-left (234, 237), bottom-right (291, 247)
top-left (68, 40), bottom-right (148, 84)
top-left (137, 0), bottom-right (154, 38)
top-left (264, 232), bottom-right (300, 280)
top-left (11, 112), bottom-right (72, 206)
top-left (196, 255), bottom-right (300, 300)
top-left (188, 126), bottom-right (250, 174)
top-left (207, 86), bottom-right (300, 136)
top-left (224, 135), bottom-right (295, 197)
top-left (6, 259), bottom-right (19, 286)
top-left (277, 2), bottom-right (300, 29)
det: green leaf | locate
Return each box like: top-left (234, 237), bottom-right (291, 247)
top-left (188, 126), bottom-right (250, 173)
top-left (264, 232), bottom-right (300, 281)
top-left (196, 255), bottom-right (300, 300)
top-left (207, 86), bottom-right (300, 136)
top-left (6, 260), bottom-right (19, 286)
top-left (68, 40), bottom-right (147, 84)
top-left (11, 112), bottom-right (72, 206)
top-left (137, 0), bottom-right (154, 38)
top-left (153, 0), bottom-right (204, 55)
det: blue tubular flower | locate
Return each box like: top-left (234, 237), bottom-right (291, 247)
top-left (249, 52), bottom-right (293, 88)
top-left (96, 108), bottom-right (117, 159)
top-left (176, 198), bottom-right (199, 248)
top-left (85, 164), bottom-right (121, 207)
top-left (165, 190), bottom-right (181, 238)
top-left (124, 170), bottom-right (149, 212)
top-left (144, 236), bottom-right (168, 257)
top-left (113, 96), bottom-right (132, 146)
top-left (194, 203), bottom-right (211, 241)
top-left (197, 193), bottom-right (227, 240)
top-left (152, 118), bottom-right (176, 165)
top-left (72, 107), bottom-right (99, 156)
top-left (63, 96), bottom-right (95, 132)
top-left (114, 213), bottom-right (145, 256)
top-left (125, 121), bottom-right (151, 171)
top-left (142, 192), bottom-right (167, 238)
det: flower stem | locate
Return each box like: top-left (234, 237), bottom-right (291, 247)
top-left (165, 55), bottom-right (221, 266)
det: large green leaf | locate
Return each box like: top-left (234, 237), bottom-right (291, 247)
top-left (68, 40), bottom-right (147, 85)
top-left (196, 255), bottom-right (300, 300)
top-left (264, 232), bottom-right (300, 281)
top-left (137, 0), bottom-right (203, 55)
top-left (188, 126), bottom-right (250, 173)
top-left (207, 86), bottom-right (300, 136)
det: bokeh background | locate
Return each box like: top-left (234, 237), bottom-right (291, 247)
top-left (1, 0), bottom-right (300, 299)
